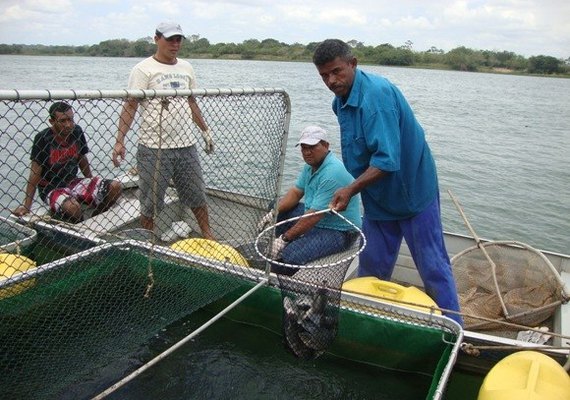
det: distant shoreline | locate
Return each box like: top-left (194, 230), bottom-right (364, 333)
top-left (2, 52), bottom-right (569, 79)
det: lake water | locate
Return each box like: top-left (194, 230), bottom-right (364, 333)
top-left (1, 55), bottom-right (568, 399)
top-left (1, 54), bottom-right (568, 255)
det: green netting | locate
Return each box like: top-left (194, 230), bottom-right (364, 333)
top-left (0, 90), bottom-right (460, 400)
top-left (215, 282), bottom-right (460, 400)
top-left (0, 240), bottom-right (460, 400)
top-left (0, 243), bottom-right (253, 399)
top-left (0, 88), bottom-right (289, 399)
top-left (334, 311), bottom-right (456, 399)
top-left (109, 306), bottom-right (439, 400)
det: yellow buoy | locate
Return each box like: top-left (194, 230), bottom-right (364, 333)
top-left (342, 276), bottom-right (441, 314)
top-left (478, 350), bottom-right (570, 400)
top-left (0, 253), bottom-right (37, 300)
top-left (171, 238), bottom-right (249, 267)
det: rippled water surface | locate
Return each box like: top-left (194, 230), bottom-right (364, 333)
top-left (1, 55), bottom-right (568, 399)
top-left (2, 55), bottom-right (567, 253)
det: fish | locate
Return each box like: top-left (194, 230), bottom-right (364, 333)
top-left (281, 286), bottom-right (339, 356)
top-left (298, 287), bottom-right (338, 350)
top-left (282, 297), bottom-right (316, 359)
top-left (298, 330), bottom-right (332, 353)
top-left (299, 287), bottom-right (329, 333)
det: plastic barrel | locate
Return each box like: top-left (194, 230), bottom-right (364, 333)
top-left (342, 276), bottom-right (441, 314)
top-left (171, 238), bottom-right (249, 267)
top-left (0, 253), bottom-right (37, 299)
top-left (478, 350), bottom-right (570, 400)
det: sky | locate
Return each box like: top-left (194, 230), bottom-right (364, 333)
top-left (0, 0), bottom-right (568, 59)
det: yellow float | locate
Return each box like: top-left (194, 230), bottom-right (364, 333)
top-left (171, 238), bottom-right (249, 267)
top-left (342, 276), bottom-right (441, 315)
top-left (478, 350), bottom-right (570, 400)
top-left (0, 253), bottom-right (37, 299)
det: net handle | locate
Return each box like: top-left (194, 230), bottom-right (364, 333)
top-left (447, 189), bottom-right (510, 318)
top-left (254, 208), bottom-right (366, 270)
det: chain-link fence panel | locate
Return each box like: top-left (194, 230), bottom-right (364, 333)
top-left (0, 88), bottom-right (289, 399)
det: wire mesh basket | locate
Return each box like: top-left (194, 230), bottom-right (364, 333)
top-left (452, 240), bottom-right (568, 330)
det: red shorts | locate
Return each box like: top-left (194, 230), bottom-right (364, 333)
top-left (46, 177), bottom-right (108, 214)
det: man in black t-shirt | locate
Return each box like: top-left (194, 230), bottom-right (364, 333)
top-left (13, 102), bottom-right (122, 222)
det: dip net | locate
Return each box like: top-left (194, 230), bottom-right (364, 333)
top-left (255, 209), bottom-right (365, 359)
top-left (447, 191), bottom-right (569, 331)
top-left (453, 241), bottom-right (568, 330)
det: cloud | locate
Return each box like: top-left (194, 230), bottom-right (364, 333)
top-left (0, 0), bottom-right (72, 22)
top-left (0, 0), bottom-right (568, 58)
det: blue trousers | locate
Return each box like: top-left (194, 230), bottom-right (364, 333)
top-left (358, 197), bottom-right (463, 326)
top-left (273, 203), bottom-right (357, 275)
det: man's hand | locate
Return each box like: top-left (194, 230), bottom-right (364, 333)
top-left (201, 129), bottom-right (214, 154)
top-left (257, 210), bottom-right (275, 232)
top-left (112, 141), bottom-right (126, 167)
top-left (330, 187), bottom-right (353, 212)
top-left (12, 205), bottom-right (30, 217)
top-left (269, 235), bottom-right (288, 260)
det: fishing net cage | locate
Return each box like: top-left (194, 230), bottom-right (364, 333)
top-left (255, 209), bottom-right (366, 360)
top-left (0, 239), bottom-right (270, 399)
top-left (0, 88), bottom-right (290, 399)
top-left (452, 240), bottom-right (569, 330)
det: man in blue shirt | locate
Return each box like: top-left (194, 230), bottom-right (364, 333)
top-left (258, 126), bottom-right (362, 275)
top-left (312, 39), bottom-right (463, 326)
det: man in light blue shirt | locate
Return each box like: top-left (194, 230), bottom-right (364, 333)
top-left (312, 39), bottom-right (463, 326)
top-left (258, 126), bottom-right (361, 275)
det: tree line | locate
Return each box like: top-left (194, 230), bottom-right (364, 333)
top-left (1, 36), bottom-right (568, 76)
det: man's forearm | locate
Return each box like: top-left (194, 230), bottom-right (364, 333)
top-left (348, 166), bottom-right (386, 195)
top-left (188, 97), bottom-right (208, 132)
top-left (283, 212), bottom-right (323, 241)
top-left (276, 187), bottom-right (303, 213)
top-left (79, 156), bottom-right (92, 178)
top-left (117, 100), bottom-right (137, 141)
top-left (22, 182), bottom-right (37, 210)
top-left (22, 163), bottom-right (41, 210)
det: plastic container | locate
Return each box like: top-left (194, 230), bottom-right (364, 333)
top-left (0, 253), bottom-right (37, 299)
top-left (478, 350), bottom-right (570, 400)
top-left (342, 276), bottom-right (441, 314)
top-left (171, 238), bottom-right (249, 267)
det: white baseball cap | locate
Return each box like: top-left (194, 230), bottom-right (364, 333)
top-left (296, 126), bottom-right (328, 146)
top-left (156, 22), bottom-right (185, 38)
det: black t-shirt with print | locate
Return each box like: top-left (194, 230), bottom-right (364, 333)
top-left (30, 125), bottom-right (89, 201)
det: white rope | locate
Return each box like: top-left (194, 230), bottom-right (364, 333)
top-left (254, 208), bottom-right (366, 270)
top-left (143, 98), bottom-right (169, 298)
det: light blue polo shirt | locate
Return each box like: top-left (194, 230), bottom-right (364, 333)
top-left (332, 68), bottom-right (438, 220)
top-left (295, 151), bottom-right (362, 230)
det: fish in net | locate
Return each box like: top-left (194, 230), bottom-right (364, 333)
top-left (255, 209), bottom-right (365, 359)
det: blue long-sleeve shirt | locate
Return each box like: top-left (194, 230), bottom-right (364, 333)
top-left (333, 68), bottom-right (438, 220)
